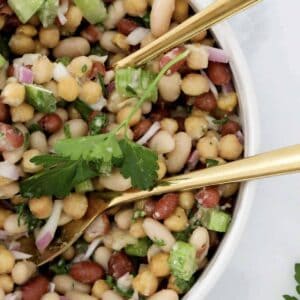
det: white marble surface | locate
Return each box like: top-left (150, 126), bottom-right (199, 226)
top-left (207, 0), bottom-right (300, 299)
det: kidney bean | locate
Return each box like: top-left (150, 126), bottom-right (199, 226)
top-left (38, 113), bottom-right (63, 134)
top-left (21, 276), bottom-right (49, 300)
top-left (70, 261), bottom-right (105, 284)
top-left (144, 198), bottom-right (156, 217)
top-left (117, 18), bottom-right (139, 35)
top-left (153, 193), bottom-right (179, 220)
top-left (0, 101), bottom-right (9, 122)
top-left (3, 15), bottom-right (20, 33)
top-left (0, 4), bottom-right (12, 15)
top-left (81, 25), bottom-right (103, 43)
top-left (88, 62), bottom-right (106, 80)
top-left (108, 252), bottom-right (133, 279)
top-left (207, 62), bottom-right (232, 85)
top-left (220, 120), bottom-right (240, 136)
top-left (133, 119), bottom-right (152, 140)
top-left (196, 187), bottom-right (220, 208)
top-left (194, 92), bottom-right (217, 112)
top-left (174, 117), bottom-right (185, 131)
top-left (0, 123), bottom-right (24, 152)
top-left (160, 47), bottom-right (187, 75)
top-left (6, 65), bottom-right (15, 77)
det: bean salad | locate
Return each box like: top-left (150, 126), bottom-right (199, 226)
top-left (0, 0), bottom-right (244, 299)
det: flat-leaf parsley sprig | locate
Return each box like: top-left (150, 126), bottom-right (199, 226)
top-left (283, 263), bottom-right (300, 300)
top-left (20, 50), bottom-right (190, 198)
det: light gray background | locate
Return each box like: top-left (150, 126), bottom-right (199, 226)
top-left (207, 0), bottom-right (300, 299)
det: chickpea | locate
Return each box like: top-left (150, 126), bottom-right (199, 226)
top-left (160, 118), bottom-right (178, 135)
top-left (157, 158), bottom-right (167, 180)
top-left (41, 293), bottom-right (60, 300)
top-left (158, 72), bottom-right (182, 102)
top-left (167, 275), bottom-right (181, 294)
top-left (30, 131), bottom-right (48, 153)
top-left (141, 33), bottom-right (155, 48)
top-left (132, 269), bottom-right (158, 296)
top-left (2, 83), bottom-right (25, 107)
top-left (55, 108), bottom-right (68, 122)
top-left (68, 106), bottom-right (81, 120)
top-left (217, 92), bottom-right (238, 112)
top-left (62, 246), bottom-right (75, 260)
top-left (196, 136), bottom-right (219, 160)
top-left (218, 134), bottom-right (243, 160)
top-left (79, 81), bottom-right (102, 105)
top-left (129, 219), bottom-right (146, 238)
top-left (68, 56), bottom-right (92, 78)
top-left (149, 252), bottom-right (170, 277)
top-left (92, 280), bottom-right (110, 298)
top-left (184, 116), bottom-right (208, 140)
top-left (0, 275), bottom-right (13, 293)
top-left (124, 0), bottom-right (148, 16)
top-left (102, 291), bottom-right (123, 300)
top-left (219, 182), bottom-right (239, 198)
top-left (9, 34), bottom-right (35, 55)
top-left (63, 193), bottom-right (88, 220)
top-left (35, 41), bottom-right (49, 56)
top-left (16, 24), bottom-right (37, 37)
top-left (107, 91), bottom-right (125, 113)
top-left (11, 261), bottom-right (37, 285)
top-left (39, 26), bottom-right (60, 48)
top-left (114, 209), bottom-right (133, 230)
top-left (0, 288), bottom-right (4, 300)
top-left (22, 149), bottom-right (43, 173)
top-left (57, 77), bottom-right (79, 102)
top-left (179, 191), bottom-right (195, 210)
top-left (181, 73), bottom-right (210, 96)
top-left (3, 214), bottom-right (28, 234)
top-left (93, 247), bottom-right (112, 271)
top-left (29, 196), bottom-right (53, 219)
top-left (173, 0), bottom-right (189, 22)
top-left (63, 6), bottom-right (83, 33)
top-left (54, 275), bottom-right (90, 294)
top-left (32, 56), bottom-right (54, 84)
top-left (191, 30), bottom-right (207, 43)
top-left (186, 44), bottom-right (209, 70)
top-left (0, 209), bottom-right (12, 229)
top-left (117, 106), bottom-right (142, 127)
top-left (0, 246), bottom-right (15, 274)
top-left (149, 130), bottom-right (175, 154)
top-left (11, 103), bottom-right (34, 123)
top-left (112, 33), bottom-right (130, 52)
top-left (100, 31), bottom-right (120, 53)
top-left (164, 207), bottom-right (188, 232)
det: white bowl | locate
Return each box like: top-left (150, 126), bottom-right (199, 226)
top-left (184, 1), bottom-right (260, 299)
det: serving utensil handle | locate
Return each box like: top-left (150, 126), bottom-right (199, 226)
top-left (109, 145), bottom-right (300, 207)
top-left (115, 0), bottom-right (261, 69)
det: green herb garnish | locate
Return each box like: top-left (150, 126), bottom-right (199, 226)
top-left (56, 56), bottom-right (71, 66)
top-left (64, 124), bottom-right (72, 139)
top-left (28, 123), bottom-right (42, 133)
top-left (212, 116), bottom-right (229, 125)
top-left (205, 159), bottom-right (219, 168)
top-left (153, 238), bottom-right (166, 247)
top-left (106, 275), bottom-right (134, 298)
top-left (50, 258), bottom-right (70, 275)
top-left (283, 264), bottom-right (300, 299)
top-left (81, 64), bottom-right (88, 73)
top-left (98, 74), bottom-right (108, 98)
top-left (132, 209), bottom-right (146, 221)
top-left (89, 113), bottom-right (108, 136)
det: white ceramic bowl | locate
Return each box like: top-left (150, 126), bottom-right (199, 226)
top-left (184, 1), bottom-right (260, 299)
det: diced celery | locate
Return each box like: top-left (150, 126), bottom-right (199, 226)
top-left (201, 208), bottom-right (231, 233)
top-left (115, 67), bottom-right (158, 102)
top-left (73, 0), bottom-right (107, 24)
top-left (75, 179), bottom-right (94, 193)
top-left (168, 241), bottom-right (197, 281)
top-left (25, 84), bottom-right (57, 113)
top-left (125, 237), bottom-right (152, 257)
top-left (8, 0), bottom-right (44, 23)
top-left (0, 54), bottom-right (7, 69)
top-left (38, 0), bottom-right (59, 28)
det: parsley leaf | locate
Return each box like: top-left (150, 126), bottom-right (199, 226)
top-left (105, 275), bottom-right (134, 298)
top-left (212, 116), bottom-right (229, 125)
top-left (174, 276), bottom-right (195, 293)
top-left (64, 124), bottom-right (72, 139)
top-left (283, 296), bottom-right (298, 300)
top-left (132, 209), bottom-right (146, 221)
top-left (119, 139), bottom-right (158, 190)
top-left (206, 159), bottom-right (219, 168)
top-left (20, 155), bottom-right (97, 198)
top-left (153, 238), bottom-right (166, 247)
top-left (283, 264), bottom-right (300, 299)
top-left (50, 258), bottom-right (70, 275)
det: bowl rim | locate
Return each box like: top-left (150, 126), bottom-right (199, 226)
top-left (184, 3), bottom-right (260, 299)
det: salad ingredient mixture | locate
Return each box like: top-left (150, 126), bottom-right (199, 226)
top-left (0, 0), bottom-right (244, 299)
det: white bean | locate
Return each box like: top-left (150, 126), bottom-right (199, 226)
top-left (149, 130), bottom-right (175, 154)
top-left (158, 73), bottom-right (182, 102)
top-left (2, 147), bottom-right (24, 164)
top-left (0, 288), bottom-right (4, 300)
top-left (114, 209), bottom-right (133, 230)
top-left (166, 132), bottom-right (192, 173)
top-left (186, 44), bottom-right (209, 70)
top-left (102, 290), bottom-right (124, 300)
top-left (99, 169), bottom-right (132, 192)
top-left (150, 0), bottom-right (175, 37)
top-left (30, 131), bottom-right (48, 153)
top-left (4, 214), bottom-right (27, 234)
top-left (11, 261), bottom-right (36, 285)
top-left (148, 289), bottom-right (179, 300)
top-left (55, 108), bottom-right (68, 122)
top-left (54, 275), bottom-right (90, 294)
top-left (66, 291), bottom-right (97, 300)
top-left (189, 227), bottom-right (210, 264)
top-left (53, 37), bottom-right (91, 58)
top-left (143, 218), bottom-right (175, 252)
top-left (93, 247), bottom-right (112, 272)
top-left (100, 31), bottom-right (120, 53)
top-left (104, 0), bottom-right (126, 29)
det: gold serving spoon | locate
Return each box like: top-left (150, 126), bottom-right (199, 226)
top-left (115, 0), bottom-right (261, 69)
top-left (20, 144), bottom-right (300, 266)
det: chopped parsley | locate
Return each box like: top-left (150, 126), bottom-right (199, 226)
top-left (153, 238), bottom-right (166, 247)
top-left (105, 275), bottom-right (134, 298)
top-left (283, 264), bottom-right (300, 300)
top-left (50, 258), bottom-right (70, 275)
top-left (81, 64), bottom-right (88, 73)
top-left (212, 116), bottom-right (229, 125)
top-left (63, 124), bottom-right (72, 139)
top-left (132, 209), bottom-right (146, 221)
top-left (56, 56), bottom-right (71, 66)
top-left (205, 159), bottom-right (219, 168)
top-left (28, 123), bottom-right (42, 133)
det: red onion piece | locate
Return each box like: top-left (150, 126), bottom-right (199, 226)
top-left (0, 161), bottom-right (20, 181)
top-left (4, 291), bottom-right (22, 300)
top-left (236, 130), bottom-right (244, 145)
top-left (221, 82), bottom-right (234, 94)
top-left (205, 46), bottom-right (229, 63)
top-left (73, 237), bottom-right (102, 263)
top-left (57, 0), bottom-right (69, 25)
top-left (11, 250), bottom-right (32, 260)
top-left (137, 121), bottom-right (161, 145)
top-left (8, 240), bottom-right (21, 251)
top-left (35, 200), bottom-right (63, 253)
top-left (127, 27), bottom-right (150, 46)
top-left (17, 66), bottom-right (33, 84)
top-left (186, 150), bottom-right (199, 172)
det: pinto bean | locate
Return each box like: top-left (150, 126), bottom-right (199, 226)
top-left (207, 62), bottom-right (232, 85)
top-left (108, 252), bottom-right (133, 279)
top-left (117, 18), bottom-right (139, 35)
top-left (133, 119), bottom-right (152, 140)
top-left (0, 102), bottom-right (9, 122)
top-left (144, 198), bottom-right (156, 217)
top-left (220, 120), bottom-right (240, 136)
top-left (153, 193), bottom-right (179, 220)
top-left (38, 113), bottom-right (63, 134)
top-left (70, 262), bottom-right (104, 284)
top-left (0, 123), bottom-right (24, 152)
top-left (81, 25), bottom-right (102, 43)
top-left (21, 276), bottom-right (49, 300)
top-left (189, 227), bottom-right (210, 264)
top-left (53, 37), bottom-right (91, 58)
top-left (196, 187), bottom-right (220, 208)
top-left (159, 47), bottom-right (186, 75)
top-left (194, 92), bottom-right (217, 112)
